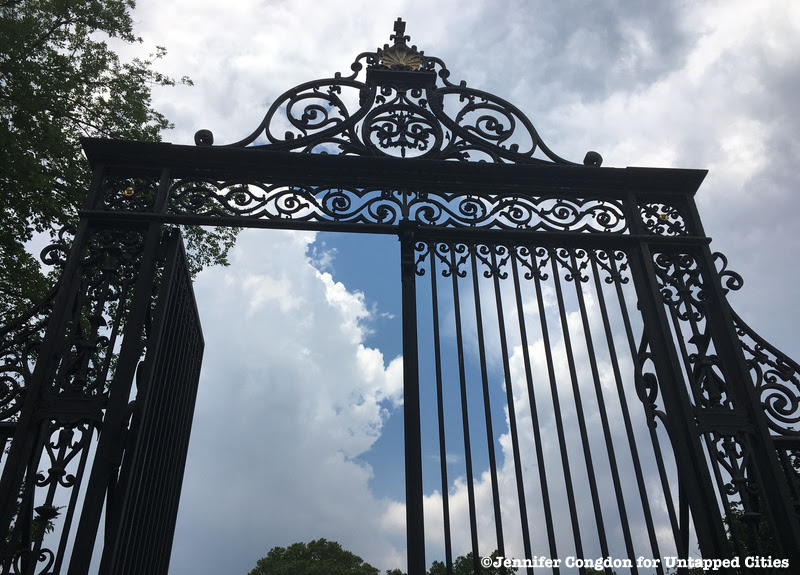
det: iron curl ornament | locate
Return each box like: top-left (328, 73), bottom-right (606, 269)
top-left (193, 18), bottom-right (603, 166)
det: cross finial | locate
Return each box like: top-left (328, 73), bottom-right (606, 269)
top-left (390, 18), bottom-right (410, 46)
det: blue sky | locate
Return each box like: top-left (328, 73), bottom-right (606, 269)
top-left (86, 1), bottom-right (800, 573)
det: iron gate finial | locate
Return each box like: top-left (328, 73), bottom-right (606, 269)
top-left (381, 18), bottom-right (421, 70)
top-left (390, 18), bottom-right (410, 46)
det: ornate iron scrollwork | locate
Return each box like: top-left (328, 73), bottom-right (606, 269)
top-left (634, 331), bottom-right (668, 432)
top-left (652, 252), bottom-right (709, 322)
top-left (0, 290), bottom-right (55, 423)
top-left (416, 242), bottom-right (634, 288)
top-left (168, 179), bottom-right (628, 232)
top-left (194, 19), bottom-right (602, 166)
top-left (736, 314), bottom-right (800, 438)
top-left (0, 226), bottom-right (75, 425)
top-left (640, 202), bottom-right (690, 236)
top-left (98, 177), bottom-right (160, 212)
top-left (711, 253), bottom-right (800, 438)
top-left (590, 249), bottom-right (630, 285)
top-left (49, 227), bottom-right (145, 396)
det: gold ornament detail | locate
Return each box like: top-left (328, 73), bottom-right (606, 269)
top-left (123, 187), bottom-right (135, 197)
top-left (381, 45), bottom-right (422, 70)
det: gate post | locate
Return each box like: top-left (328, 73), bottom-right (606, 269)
top-left (399, 221), bottom-right (425, 575)
top-left (67, 169), bottom-right (172, 574)
top-left (627, 242), bottom-right (733, 559)
top-left (626, 176), bottom-right (800, 565)
top-left (686, 194), bottom-right (800, 560)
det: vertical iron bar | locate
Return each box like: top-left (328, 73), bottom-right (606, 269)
top-left (611, 254), bottom-right (684, 558)
top-left (635, 331), bottom-right (685, 557)
top-left (429, 242), bottom-right (454, 575)
top-left (67, 169), bottom-right (171, 574)
top-left (678, 482), bottom-right (690, 561)
top-left (27, 424), bottom-right (74, 573)
top-left (14, 420), bottom-right (48, 575)
top-left (399, 222), bottom-right (425, 575)
top-left (510, 247), bottom-right (559, 567)
top-left (469, 247), bottom-right (505, 560)
top-left (53, 424), bottom-right (95, 573)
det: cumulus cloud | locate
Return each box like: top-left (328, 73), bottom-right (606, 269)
top-left (170, 230), bottom-right (404, 573)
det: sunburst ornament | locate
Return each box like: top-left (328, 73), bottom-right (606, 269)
top-left (380, 18), bottom-right (422, 70)
top-left (381, 45), bottom-right (422, 70)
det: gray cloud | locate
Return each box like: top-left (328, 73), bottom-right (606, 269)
top-left (108, 0), bottom-right (800, 571)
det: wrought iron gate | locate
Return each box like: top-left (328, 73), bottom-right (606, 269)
top-left (0, 223), bottom-right (202, 575)
top-left (99, 230), bottom-right (203, 574)
top-left (1, 19), bottom-right (799, 575)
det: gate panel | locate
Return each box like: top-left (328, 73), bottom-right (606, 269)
top-left (413, 238), bottom-right (694, 574)
top-left (100, 230), bottom-right (204, 574)
top-left (0, 215), bottom-right (156, 575)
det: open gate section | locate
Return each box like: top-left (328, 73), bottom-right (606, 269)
top-left (100, 230), bottom-right (204, 574)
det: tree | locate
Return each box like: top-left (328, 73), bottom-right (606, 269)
top-left (0, 0), bottom-right (237, 322)
top-left (248, 539), bottom-right (380, 575)
top-left (427, 551), bottom-right (517, 575)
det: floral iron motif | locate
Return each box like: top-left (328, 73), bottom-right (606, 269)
top-left (194, 19), bottom-right (602, 166)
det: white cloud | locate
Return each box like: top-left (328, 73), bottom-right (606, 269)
top-left (170, 229), bottom-right (404, 573)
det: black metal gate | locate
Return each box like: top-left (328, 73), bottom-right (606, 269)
top-left (0, 220), bottom-right (202, 574)
top-left (1, 19), bottom-right (799, 575)
top-left (99, 230), bottom-right (203, 574)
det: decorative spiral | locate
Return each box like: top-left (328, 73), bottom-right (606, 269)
top-left (409, 201), bottom-right (443, 226)
top-left (761, 380), bottom-right (800, 428)
top-left (457, 196), bottom-right (487, 224)
top-left (713, 252), bottom-right (744, 293)
top-left (500, 199), bottom-right (534, 228)
top-left (0, 372), bottom-right (24, 419)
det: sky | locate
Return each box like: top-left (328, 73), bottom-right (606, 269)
top-left (96, 1), bottom-right (800, 573)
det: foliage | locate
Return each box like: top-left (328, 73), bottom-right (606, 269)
top-left (248, 543), bottom-right (519, 575)
top-left (0, 0), bottom-right (237, 322)
top-left (427, 550), bottom-right (516, 575)
top-left (247, 539), bottom-right (380, 575)
top-left (0, 495), bottom-right (60, 563)
top-left (724, 501), bottom-right (777, 557)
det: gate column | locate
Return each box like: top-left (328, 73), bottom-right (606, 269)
top-left (400, 221), bottom-right (425, 575)
top-left (628, 241), bottom-right (733, 559)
